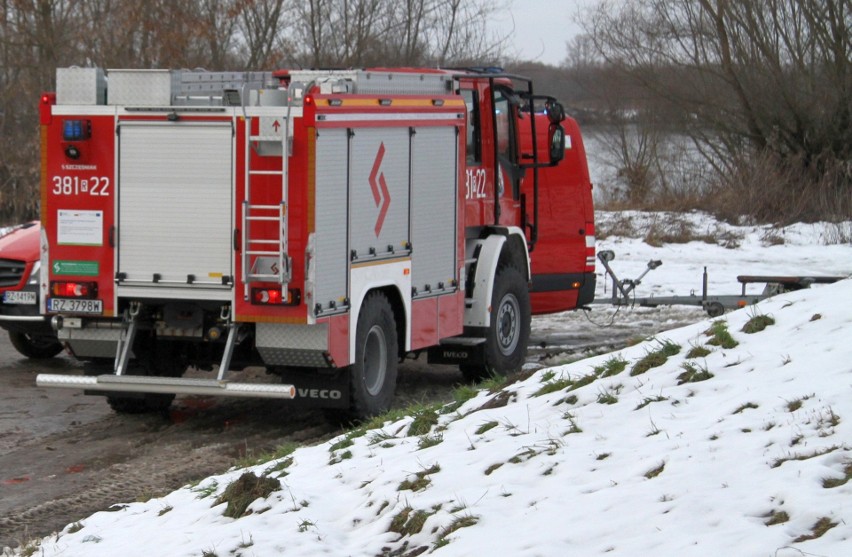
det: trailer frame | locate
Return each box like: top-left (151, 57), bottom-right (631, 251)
top-left (593, 250), bottom-right (845, 317)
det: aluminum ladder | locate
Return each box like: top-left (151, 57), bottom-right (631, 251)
top-left (241, 112), bottom-right (291, 300)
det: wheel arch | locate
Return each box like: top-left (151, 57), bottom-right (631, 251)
top-left (349, 259), bottom-right (411, 365)
top-left (464, 226), bottom-right (530, 329)
top-left (498, 231), bottom-right (531, 280)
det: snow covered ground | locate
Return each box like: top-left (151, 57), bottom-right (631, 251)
top-left (531, 210), bottom-right (851, 363)
top-left (10, 213), bottom-right (852, 556)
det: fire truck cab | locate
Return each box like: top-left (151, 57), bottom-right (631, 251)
top-left (36, 67), bottom-right (595, 418)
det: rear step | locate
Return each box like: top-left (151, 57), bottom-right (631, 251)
top-left (36, 374), bottom-right (296, 399)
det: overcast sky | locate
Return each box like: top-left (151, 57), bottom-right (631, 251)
top-left (493, 0), bottom-right (597, 66)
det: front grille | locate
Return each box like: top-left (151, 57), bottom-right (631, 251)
top-left (0, 258), bottom-right (26, 287)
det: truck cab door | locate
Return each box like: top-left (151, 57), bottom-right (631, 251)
top-left (460, 85), bottom-right (524, 229)
top-left (460, 87), bottom-right (488, 217)
top-left (493, 88), bottom-right (523, 200)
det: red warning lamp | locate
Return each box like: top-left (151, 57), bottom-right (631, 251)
top-left (51, 281), bottom-right (97, 298)
top-left (251, 287), bottom-right (299, 306)
top-left (253, 287), bottom-right (283, 305)
top-left (39, 92), bottom-right (56, 125)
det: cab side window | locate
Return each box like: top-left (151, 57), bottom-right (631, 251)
top-left (493, 87), bottom-right (522, 199)
top-left (462, 89), bottom-right (481, 165)
top-left (493, 89), bottom-right (515, 166)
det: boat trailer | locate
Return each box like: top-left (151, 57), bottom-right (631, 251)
top-left (593, 250), bottom-right (845, 317)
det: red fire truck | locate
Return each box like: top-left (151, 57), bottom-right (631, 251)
top-left (36, 67), bottom-right (595, 418)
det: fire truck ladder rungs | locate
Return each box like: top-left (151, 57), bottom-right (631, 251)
top-left (242, 115), bottom-right (291, 296)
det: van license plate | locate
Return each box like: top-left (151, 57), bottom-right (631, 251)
top-left (3, 291), bottom-right (36, 305)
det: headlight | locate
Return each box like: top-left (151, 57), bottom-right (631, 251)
top-left (27, 261), bottom-right (41, 285)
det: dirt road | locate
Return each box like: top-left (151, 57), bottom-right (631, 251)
top-left (0, 333), bottom-right (464, 549)
top-left (0, 304), bottom-right (701, 550)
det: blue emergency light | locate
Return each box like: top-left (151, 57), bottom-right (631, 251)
top-left (62, 119), bottom-right (90, 141)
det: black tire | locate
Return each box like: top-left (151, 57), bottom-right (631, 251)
top-left (348, 292), bottom-right (398, 420)
top-left (461, 265), bottom-right (531, 382)
top-left (106, 393), bottom-right (175, 415)
top-left (705, 302), bottom-right (725, 318)
top-left (106, 339), bottom-right (183, 415)
top-left (8, 331), bottom-right (63, 359)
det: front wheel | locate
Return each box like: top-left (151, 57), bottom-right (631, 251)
top-left (8, 331), bottom-right (63, 359)
top-left (461, 266), bottom-right (531, 382)
top-left (348, 292), bottom-right (398, 420)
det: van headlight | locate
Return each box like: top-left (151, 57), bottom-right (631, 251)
top-left (27, 261), bottom-right (41, 285)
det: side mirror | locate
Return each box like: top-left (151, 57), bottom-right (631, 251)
top-left (549, 124), bottom-right (565, 164)
top-left (546, 101), bottom-right (565, 124)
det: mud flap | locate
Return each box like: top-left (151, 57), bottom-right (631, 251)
top-left (274, 368), bottom-right (350, 409)
top-left (426, 339), bottom-right (485, 366)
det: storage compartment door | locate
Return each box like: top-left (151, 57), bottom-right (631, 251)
top-left (117, 121), bottom-right (233, 299)
top-left (313, 128), bottom-right (349, 314)
top-left (411, 126), bottom-right (457, 293)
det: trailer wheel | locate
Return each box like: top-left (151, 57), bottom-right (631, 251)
top-left (348, 292), bottom-right (398, 420)
top-left (8, 331), bottom-right (63, 359)
top-left (705, 302), bottom-right (725, 318)
top-left (461, 266), bottom-right (530, 382)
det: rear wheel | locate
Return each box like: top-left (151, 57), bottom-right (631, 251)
top-left (106, 393), bottom-right (175, 415)
top-left (348, 292), bottom-right (398, 420)
top-left (461, 266), bottom-right (530, 382)
top-left (8, 331), bottom-right (63, 359)
top-left (106, 339), bottom-right (184, 415)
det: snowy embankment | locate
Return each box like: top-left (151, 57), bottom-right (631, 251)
top-left (533, 210), bottom-right (851, 361)
top-left (16, 214), bottom-right (852, 557)
top-left (592, 210), bottom-right (851, 297)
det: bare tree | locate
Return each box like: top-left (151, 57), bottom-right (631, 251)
top-left (294, 0), bottom-right (393, 67)
top-left (75, 0), bottom-right (230, 69)
top-left (387, 0), bottom-right (429, 64)
top-left (199, 0), bottom-right (240, 69)
top-left (0, 0), bottom-right (83, 223)
top-left (236, 0), bottom-right (293, 68)
top-left (586, 0), bottom-right (851, 221)
top-left (0, 0), bottom-right (511, 224)
top-left (428, 0), bottom-right (509, 65)
top-left (293, 0), bottom-right (507, 67)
